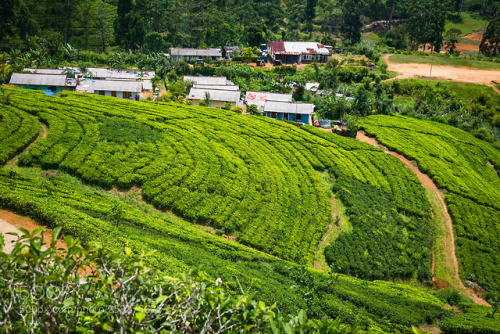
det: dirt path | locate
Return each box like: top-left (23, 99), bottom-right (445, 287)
top-left (382, 54), bottom-right (500, 87)
top-left (6, 123), bottom-right (48, 167)
top-left (356, 130), bottom-right (490, 306)
top-left (0, 209), bottom-right (66, 254)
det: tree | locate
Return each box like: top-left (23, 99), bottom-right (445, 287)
top-left (94, 0), bottom-right (115, 53)
top-left (480, 11), bottom-right (500, 57)
top-left (204, 91), bottom-right (211, 107)
top-left (340, 0), bottom-right (364, 45)
top-left (405, 0), bottom-right (449, 52)
top-left (144, 31), bottom-right (164, 52)
top-left (115, 0), bottom-right (146, 52)
top-left (444, 28), bottom-right (461, 54)
top-left (305, 0), bottom-right (318, 33)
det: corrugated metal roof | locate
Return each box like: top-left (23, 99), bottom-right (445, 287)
top-left (263, 101), bottom-right (315, 115)
top-left (184, 76), bottom-right (228, 85)
top-left (63, 67), bottom-right (155, 80)
top-left (267, 42), bottom-right (330, 55)
top-left (10, 73), bottom-right (68, 86)
top-left (246, 91), bottom-right (293, 111)
top-left (171, 48), bottom-right (222, 57)
top-left (24, 68), bottom-right (66, 75)
top-left (76, 79), bottom-right (142, 93)
top-left (188, 88), bottom-right (241, 102)
top-left (194, 84), bottom-right (240, 91)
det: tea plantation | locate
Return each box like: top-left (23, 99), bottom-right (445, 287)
top-left (359, 115), bottom-right (500, 293)
top-left (0, 87), bottom-right (497, 332)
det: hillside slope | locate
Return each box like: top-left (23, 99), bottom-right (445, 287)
top-left (359, 115), bottom-right (500, 293)
top-left (0, 87), bottom-right (450, 332)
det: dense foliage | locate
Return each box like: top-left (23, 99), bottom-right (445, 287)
top-left (1, 87), bottom-right (431, 274)
top-left (359, 115), bottom-right (500, 292)
top-left (0, 87), bottom-right (452, 332)
top-left (1, 0), bottom-right (496, 52)
top-left (325, 173), bottom-right (431, 281)
top-left (0, 90), bottom-right (40, 164)
top-left (386, 79), bottom-right (500, 135)
top-left (0, 229), bottom-right (356, 333)
top-left (440, 303), bottom-right (500, 334)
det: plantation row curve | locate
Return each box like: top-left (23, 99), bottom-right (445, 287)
top-left (0, 87), bottom-right (457, 332)
top-left (356, 130), bottom-right (490, 306)
top-left (359, 115), bottom-right (500, 293)
top-left (0, 86), bottom-right (434, 282)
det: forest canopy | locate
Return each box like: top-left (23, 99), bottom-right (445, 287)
top-left (1, 0), bottom-right (498, 52)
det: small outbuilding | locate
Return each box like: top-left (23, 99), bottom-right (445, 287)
top-left (76, 79), bottom-right (142, 100)
top-left (188, 88), bottom-right (242, 109)
top-left (170, 48), bottom-right (222, 62)
top-left (9, 73), bottom-right (74, 92)
top-left (184, 76), bottom-right (231, 86)
top-left (263, 101), bottom-right (315, 125)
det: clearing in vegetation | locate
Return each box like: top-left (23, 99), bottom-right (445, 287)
top-left (384, 54), bottom-right (500, 88)
top-left (359, 115), bottom-right (500, 293)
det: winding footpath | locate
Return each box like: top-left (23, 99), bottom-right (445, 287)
top-left (356, 131), bottom-right (490, 306)
top-left (0, 123), bottom-right (66, 253)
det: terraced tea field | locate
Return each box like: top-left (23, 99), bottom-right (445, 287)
top-left (359, 115), bottom-right (500, 292)
top-left (0, 87), bottom-right (452, 332)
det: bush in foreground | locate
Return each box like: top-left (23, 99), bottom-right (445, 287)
top-left (0, 228), bottom-right (354, 333)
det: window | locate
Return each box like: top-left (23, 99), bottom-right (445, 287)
top-left (271, 112), bottom-right (278, 119)
top-left (282, 113), bottom-right (288, 121)
top-left (111, 91), bottom-right (117, 97)
top-left (123, 92), bottom-right (132, 99)
top-left (99, 91), bottom-right (105, 95)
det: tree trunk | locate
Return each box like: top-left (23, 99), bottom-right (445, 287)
top-left (388, 0), bottom-right (395, 26)
top-left (458, 0), bottom-right (464, 17)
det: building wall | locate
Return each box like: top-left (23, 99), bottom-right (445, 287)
top-left (190, 99), bottom-right (236, 109)
top-left (16, 85), bottom-right (63, 92)
top-left (93, 91), bottom-right (139, 100)
top-left (265, 112), bottom-right (313, 125)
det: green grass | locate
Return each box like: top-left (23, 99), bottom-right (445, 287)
top-left (444, 12), bottom-right (488, 36)
top-left (314, 170), bottom-right (352, 271)
top-left (388, 54), bottom-right (500, 70)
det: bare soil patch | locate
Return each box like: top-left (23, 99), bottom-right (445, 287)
top-left (356, 130), bottom-right (490, 306)
top-left (465, 32), bottom-right (483, 41)
top-left (382, 54), bottom-right (500, 86)
top-left (0, 209), bottom-right (66, 254)
top-left (455, 42), bottom-right (479, 52)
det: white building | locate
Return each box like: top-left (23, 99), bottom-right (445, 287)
top-left (76, 79), bottom-right (142, 100)
top-left (263, 101), bottom-right (315, 125)
top-left (245, 91), bottom-right (293, 111)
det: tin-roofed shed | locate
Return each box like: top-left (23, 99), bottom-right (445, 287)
top-left (263, 101), bottom-right (315, 125)
top-left (188, 88), bottom-right (242, 109)
top-left (9, 73), bottom-right (73, 92)
top-left (76, 79), bottom-right (142, 100)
